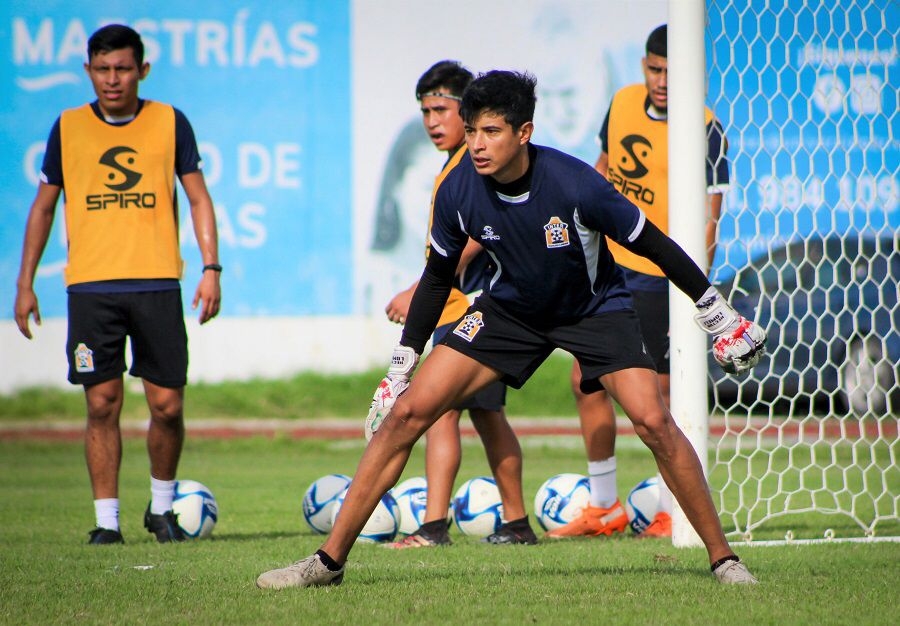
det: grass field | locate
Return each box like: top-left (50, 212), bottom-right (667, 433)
top-left (0, 354), bottom-right (580, 422)
top-left (2, 435), bottom-right (898, 625)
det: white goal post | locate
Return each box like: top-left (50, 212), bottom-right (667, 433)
top-left (669, 0), bottom-right (899, 546)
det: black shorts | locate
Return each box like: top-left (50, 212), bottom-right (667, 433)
top-left (433, 322), bottom-right (506, 411)
top-left (66, 290), bottom-right (188, 388)
top-left (440, 294), bottom-right (655, 394)
top-left (632, 289), bottom-right (670, 374)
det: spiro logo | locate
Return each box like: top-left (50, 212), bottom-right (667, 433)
top-left (608, 134), bottom-right (656, 206)
top-left (452, 311), bottom-right (485, 343)
top-left (87, 146), bottom-right (157, 210)
top-left (618, 134), bottom-right (652, 178)
top-left (100, 146), bottom-right (142, 190)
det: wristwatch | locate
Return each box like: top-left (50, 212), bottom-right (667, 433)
top-left (202, 263), bottom-right (223, 273)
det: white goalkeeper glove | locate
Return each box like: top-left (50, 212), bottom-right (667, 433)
top-left (694, 287), bottom-right (767, 375)
top-left (365, 345), bottom-right (419, 441)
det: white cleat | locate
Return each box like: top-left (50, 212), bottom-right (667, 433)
top-left (256, 553), bottom-right (344, 589)
top-left (713, 558), bottom-right (759, 585)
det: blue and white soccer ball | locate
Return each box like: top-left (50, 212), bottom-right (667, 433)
top-left (172, 479), bottom-right (218, 539)
top-left (302, 474), bottom-right (352, 534)
top-left (330, 487), bottom-right (400, 543)
top-left (625, 476), bottom-right (660, 534)
top-left (533, 473), bottom-right (591, 531)
top-left (392, 476), bottom-right (429, 536)
top-left (452, 476), bottom-right (503, 537)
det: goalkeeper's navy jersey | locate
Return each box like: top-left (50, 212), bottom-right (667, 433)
top-left (430, 144), bottom-right (646, 326)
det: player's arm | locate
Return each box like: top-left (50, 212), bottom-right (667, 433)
top-left (593, 107), bottom-right (611, 178)
top-left (181, 170), bottom-right (221, 324)
top-left (14, 182), bottom-right (61, 339)
top-left (365, 246), bottom-right (458, 439)
top-left (457, 237), bottom-right (484, 276)
top-left (400, 248), bottom-right (459, 353)
top-left (594, 151), bottom-right (609, 178)
top-left (385, 238), bottom-right (480, 325)
top-left (622, 220), bottom-right (766, 375)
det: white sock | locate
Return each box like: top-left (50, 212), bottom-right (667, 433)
top-left (588, 457), bottom-right (618, 508)
top-left (150, 477), bottom-right (177, 515)
top-left (657, 474), bottom-right (673, 514)
top-left (94, 498), bottom-right (119, 531)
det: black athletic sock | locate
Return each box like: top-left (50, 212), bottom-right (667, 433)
top-left (504, 516), bottom-right (531, 530)
top-left (316, 549), bottom-right (343, 571)
top-left (419, 519), bottom-right (449, 535)
top-left (710, 554), bottom-right (739, 572)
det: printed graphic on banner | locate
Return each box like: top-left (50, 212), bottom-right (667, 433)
top-left (0, 1), bottom-right (352, 317)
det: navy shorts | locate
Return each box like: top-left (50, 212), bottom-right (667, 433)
top-left (66, 290), bottom-right (188, 388)
top-left (434, 323), bottom-right (506, 411)
top-left (440, 294), bottom-right (655, 393)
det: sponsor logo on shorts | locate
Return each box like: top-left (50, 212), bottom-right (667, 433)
top-left (452, 311), bottom-right (485, 343)
top-left (74, 342), bottom-right (95, 373)
top-left (544, 216), bottom-right (570, 248)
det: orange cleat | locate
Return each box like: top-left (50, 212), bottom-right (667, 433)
top-left (638, 511), bottom-right (672, 538)
top-left (545, 501), bottom-right (629, 538)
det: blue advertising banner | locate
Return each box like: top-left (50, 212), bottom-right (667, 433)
top-left (0, 1), bottom-right (351, 317)
top-left (707, 1), bottom-right (899, 280)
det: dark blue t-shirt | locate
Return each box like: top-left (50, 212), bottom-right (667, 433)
top-left (430, 145), bottom-right (645, 326)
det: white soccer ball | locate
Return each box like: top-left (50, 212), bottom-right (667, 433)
top-left (331, 487), bottom-right (400, 543)
top-left (625, 476), bottom-right (660, 534)
top-left (533, 473), bottom-right (591, 531)
top-left (452, 476), bottom-right (503, 537)
top-left (172, 479), bottom-right (218, 539)
top-left (302, 474), bottom-right (352, 534)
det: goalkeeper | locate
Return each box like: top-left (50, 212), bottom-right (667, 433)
top-left (257, 70), bottom-right (765, 589)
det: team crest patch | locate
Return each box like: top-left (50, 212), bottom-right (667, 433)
top-left (74, 343), bottom-right (95, 373)
top-left (544, 216), bottom-right (570, 248)
top-left (452, 311), bottom-right (485, 343)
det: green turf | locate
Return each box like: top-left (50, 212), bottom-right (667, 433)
top-left (1, 436), bottom-right (897, 625)
top-left (0, 353), bottom-right (579, 421)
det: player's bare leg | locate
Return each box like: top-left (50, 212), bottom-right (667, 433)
top-left (600, 367), bottom-right (733, 564)
top-left (571, 361), bottom-right (617, 461)
top-left (84, 378), bottom-right (125, 499)
top-left (321, 346), bottom-right (502, 564)
top-left (470, 408), bottom-right (526, 521)
top-left (546, 362), bottom-right (628, 539)
top-left (143, 381), bottom-right (185, 481)
top-left (423, 409), bottom-right (462, 523)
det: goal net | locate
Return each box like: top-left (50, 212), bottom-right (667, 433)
top-left (701, 0), bottom-right (899, 543)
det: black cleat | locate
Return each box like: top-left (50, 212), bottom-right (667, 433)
top-left (88, 527), bottom-right (124, 545)
top-left (143, 504), bottom-right (186, 543)
top-left (482, 522), bottom-right (539, 545)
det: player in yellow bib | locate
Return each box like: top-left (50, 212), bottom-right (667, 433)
top-left (547, 24), bottom-right (730, 540)
top-left (13, 24), bottom-right (221, 545)
top-left (382, 61), bottom-right (533, 547)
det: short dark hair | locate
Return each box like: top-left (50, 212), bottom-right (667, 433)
top-left (415, 60), bottom-right (473, 101)
top-left (460, 70), bottom-right (537, 130)
top-left (88, 24), bottom-right (144, 65)
top-left (646, 24), bottom-right (667, 58)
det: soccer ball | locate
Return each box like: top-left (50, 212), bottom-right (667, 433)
top-left (172, 479), bottom-right (218, 539)
top-left (392, 476), bottom-right (429, 535)
top-left (533, 473), bottom-right (591, 531)
top-left (625, 476), bottom-right (660, 534)
top-left (302, 474), bottom-right (352, 534)
top-left (331, 487), bottom-right (400, 543)
top-left (452, 476), bottom-right (503, 537)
